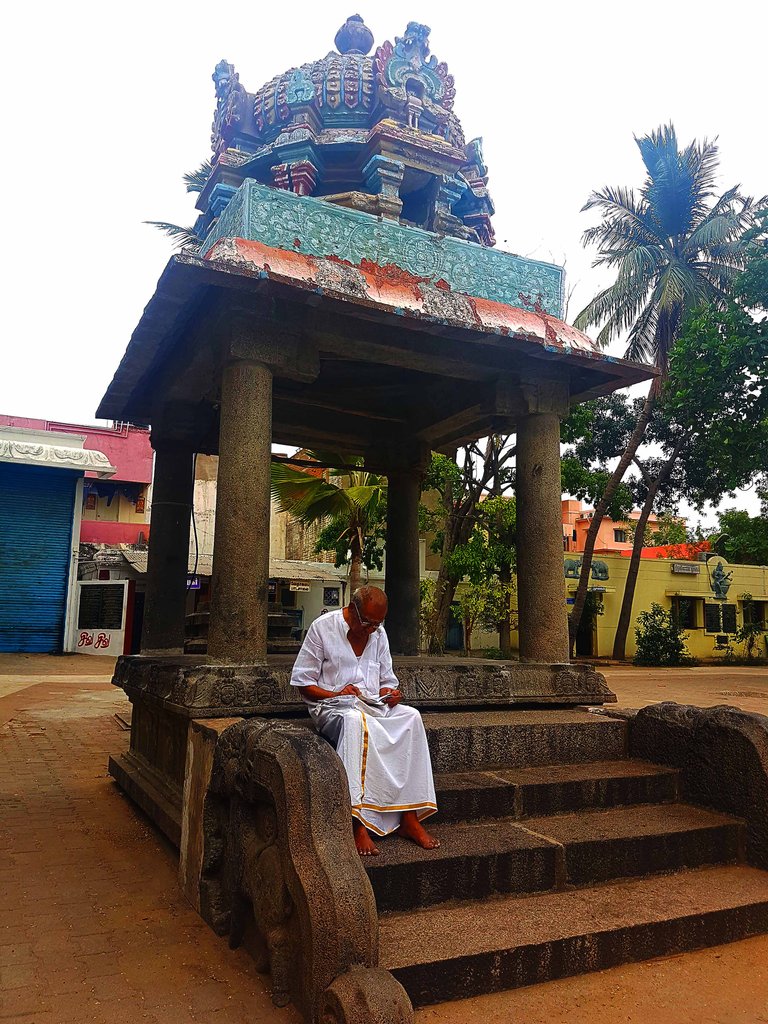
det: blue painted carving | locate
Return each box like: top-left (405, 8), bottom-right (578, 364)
top-left (286, 69), bottom-right (315, 105)
top-left (209, 183), bottom-right (238, 217)
top-left (202, 179), bottom-right (564, 316)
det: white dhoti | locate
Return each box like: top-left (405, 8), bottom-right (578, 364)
top-left (289, 609), bottom-right (438, 836)
top-left (310, 697), bottom-right (437, 836)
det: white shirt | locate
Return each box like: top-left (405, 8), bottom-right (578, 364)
top-left (289, 609), bottom-right (399, 704)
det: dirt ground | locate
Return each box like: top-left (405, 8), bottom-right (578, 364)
top-left (1, 654), bottom-right (767, 1024)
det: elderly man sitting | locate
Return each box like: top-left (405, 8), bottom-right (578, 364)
top-left (290, 585), bottom-right (439, 856)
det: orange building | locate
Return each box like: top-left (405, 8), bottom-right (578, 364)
top-left (562, 499), bottom-right (666, 554)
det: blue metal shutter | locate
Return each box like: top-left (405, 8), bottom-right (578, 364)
top-left (0, 464), bottom-right (80, 653)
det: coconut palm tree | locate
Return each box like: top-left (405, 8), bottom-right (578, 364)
top-left (567, 124), bottom-right (761, 654)
top-left (270, 452), bottom-right (386, 595)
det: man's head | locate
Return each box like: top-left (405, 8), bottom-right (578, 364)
top-left (349, 585), bottom-right (388, 636)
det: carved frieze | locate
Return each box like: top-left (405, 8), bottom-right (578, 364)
top-left (202, 179), bottom-right (564, 316)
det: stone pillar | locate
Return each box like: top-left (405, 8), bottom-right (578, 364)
top-left (141, 440), bottom-right (195, 654)
top-left (384, 467), bottom-right (422, 656)
top-left (208, 358), bottom-right (273, 663)
top-left (516, 388), bottom-right (570, 664)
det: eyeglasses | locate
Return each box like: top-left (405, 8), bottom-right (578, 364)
top-left (353, 601), bottom-right (385, 629)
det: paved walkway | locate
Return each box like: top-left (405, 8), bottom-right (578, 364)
top-left (2, 655), bottom-right (768, 1023)
top-left (0, 658), bottom-right (300, 1024)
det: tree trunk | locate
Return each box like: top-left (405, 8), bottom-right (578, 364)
top-left (498, 561), bottom-right (513, 657)
top-left (568, 388), bottom-right (657, 653)
top-left (427, 512), bottom-right (474, 653)
top-left (464, 613), bottom-right (472, 655)
top-left (612, 441), bottom-right (685, 660)
top-left (348, 536), bottom-right (363, 596)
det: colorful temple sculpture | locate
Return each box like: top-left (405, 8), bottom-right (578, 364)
top-left (97, 19), bottom-right (768, 1024)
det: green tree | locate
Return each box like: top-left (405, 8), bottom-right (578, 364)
top-left (560, 393), bottom-right (637, 522)
top-left (421, 438), bottom-right (514, 654)
top-left (453, 576), bottom-right (514, 656)
top-left (270, 452), bottom-right (386, 595)
top-left (713, 509), bottom-right (768, 566)
top-left (611, 265), bottom-right (768, 658)
top-left (446, 495), bottom-right (517, 655)
top-left (570, 125), bottom-right (760, 652)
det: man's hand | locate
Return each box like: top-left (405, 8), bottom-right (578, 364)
top-left (339, 684), bottom-right (362, 697)
top-left (380, 687), bottom-right (402, 706)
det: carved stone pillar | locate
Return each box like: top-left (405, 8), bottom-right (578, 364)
top-left (384, 463), bottom-right (423, 656)
top-left (208, 357), bottom-right (273, 664)
top-left (362, 156), bottom-right (404, 219)
top-left (516, 384), bottom-right (570, 664)
top-left (141, 439), bottom-right (195, 654)
top-left (271, 160), bottom-right (318, 196)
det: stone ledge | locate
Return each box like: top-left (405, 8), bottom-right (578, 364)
top-left (108, 752), bottom-right (182, 846)
top-left (112, 655), bottom-right (616, 716)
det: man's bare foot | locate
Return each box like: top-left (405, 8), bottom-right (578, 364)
top-left (353, 819), bottom-right (379, 856)
top-left (397, 811), bottom-right (440, 849)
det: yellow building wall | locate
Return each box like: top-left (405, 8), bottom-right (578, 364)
top-left (466, 553), bottom-right (768, 661)
top-left (587, 554), bottom-right (768, 661)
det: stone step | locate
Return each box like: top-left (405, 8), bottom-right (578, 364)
top-left (364, 803), bottom-right (743, 912)
top-left (422, 710), bottom-right (626, 773)
top-left (525, 802), bottom-right (744, 887)
top-left (380, 864), bottom-right (768, 1006)
top-left (365, 819), bottom-right (559, 913)
top-left (434, 759), bottom-right (680, 823)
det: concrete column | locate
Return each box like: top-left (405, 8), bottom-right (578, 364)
top-left (208, 359), bottom-right (272, 663)
top-left (141, 441), bottom-right (195, 654)
top-left (516, 411), bottom-right (569, 663)
top-left (384, 468), bottom-right (422, 656)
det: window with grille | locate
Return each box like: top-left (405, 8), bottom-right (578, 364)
top-left (673, 597), bottom-right (697, 629)
top-left (705, 603), bottom-right (737, 634)
top-left (613, 529), bottom-right (627, 543)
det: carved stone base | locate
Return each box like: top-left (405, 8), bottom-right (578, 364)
top-left (112, 654), bottom-right (616, 719)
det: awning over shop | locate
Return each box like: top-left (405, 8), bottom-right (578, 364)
top-left (0, 436), bottom-right (115, 478)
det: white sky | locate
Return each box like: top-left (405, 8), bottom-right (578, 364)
top-left (2, 0), bottom-right (765, 525)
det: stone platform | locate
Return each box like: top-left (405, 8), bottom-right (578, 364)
top-left (112, 653), bottom-right (616, 718)
top-left (109, 654), bottom-right (616, 848)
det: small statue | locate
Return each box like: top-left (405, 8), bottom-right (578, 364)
top-left (592, 561), bottom-right (610, 581)
top-left (710, 560), bottom-right (733, 600)
top-left (394, 22), bottom-right (436, 68)
top-left (286, 68), bottom-right (315, 105)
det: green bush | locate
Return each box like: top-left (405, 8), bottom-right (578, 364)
top-left (482, 647), bottom-right (505, 660)
top-left (633, 603), bottom-right (696, 666)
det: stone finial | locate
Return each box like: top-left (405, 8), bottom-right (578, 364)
top-left (334, 14), bottom-right (374, 55)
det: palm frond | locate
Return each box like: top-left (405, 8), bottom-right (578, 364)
top-left (344, 484), bottom-right (386, 510)
top-left (183, 159), bottom-right (213, 193)
top-left (144, 221), bottom-right (201, 250)
top-left (623, 296), bottom-right (659, 363)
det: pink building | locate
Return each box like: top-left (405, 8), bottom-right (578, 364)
top-left (0, 415), bottom-right (152, 546)
top-left (562, 499), bottom-right (664, 554)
